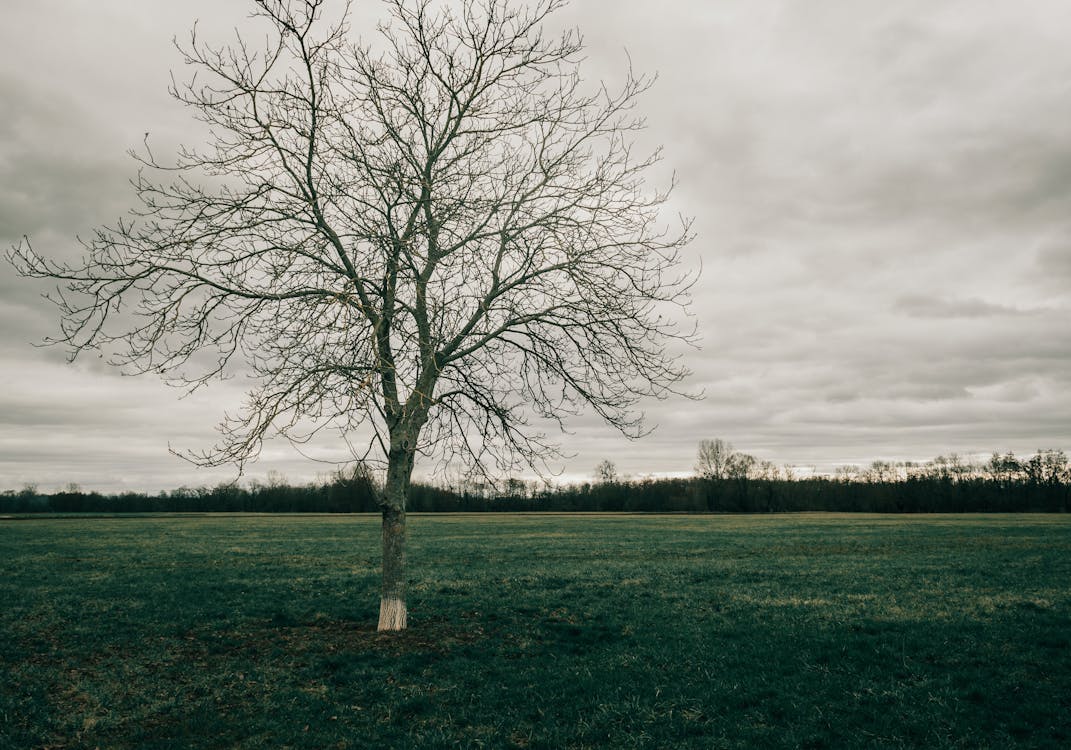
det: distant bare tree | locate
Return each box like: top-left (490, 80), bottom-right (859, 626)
top-left (695, 438), bottom-right (733, 480)
top-left (755, 459), bottom-right (779, 481)
top-left (985, 451), bottom-right (1023, 486)
top-left (8, 0), bottom-right (695, 630)
top-left (595, 459), bottom-right (618, 484)
top-left (864, 461), bottom-right (898, 483)
top-left (725, 452), bottom-right (756, 480)
top-left (503, 477), bottom-right (529, 498)
top-left (834, 465), bottom-right (860, 482)
top-left (1025, 449), bottom-right (1069, 486)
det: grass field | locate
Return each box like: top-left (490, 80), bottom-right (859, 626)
top-left (2, 513), bottom-right (1069, 749)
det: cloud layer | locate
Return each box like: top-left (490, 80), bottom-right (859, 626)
top-left (2, 0), bottom-right (1069, 490)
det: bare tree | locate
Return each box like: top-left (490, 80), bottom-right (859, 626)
top-left (725, 452), bottom-right (756, 481)
top-left (755, 459), bottom-right (779, 481)
top-left (834, 465), bottom-right (860, 482)
top-left (695, 438), bottom-right (733, 480)
top-left (863, 460), bottom-right (902, 483)
top-left (1026, 449), bottom-right (1069, 486)
top-left (594, 459), bottom-right (618, 484)
top-left (985, 451), bottom-right (1023, 486)
top-left (8, 0), bottom-right (695, 630)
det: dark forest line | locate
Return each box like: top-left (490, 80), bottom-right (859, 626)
top-left (3, 470), bottom-right (1069, 515)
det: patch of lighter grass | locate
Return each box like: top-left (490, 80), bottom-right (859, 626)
top-left (973, 594), bottom-right (1055, 616)
top-left (732, 593), bottom-right (835, 609)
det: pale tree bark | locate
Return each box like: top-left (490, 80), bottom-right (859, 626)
top-left (8, 0), bottom-right (698, 631)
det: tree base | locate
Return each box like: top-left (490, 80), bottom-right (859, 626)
top-left (377, 596), bottom-right (407, 631)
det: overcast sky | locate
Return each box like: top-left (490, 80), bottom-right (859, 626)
top-left (2, 0), bottom-right (1069, 492)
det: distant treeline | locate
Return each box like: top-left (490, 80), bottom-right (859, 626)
top-left (2, 448), bottom-right (1069, 514)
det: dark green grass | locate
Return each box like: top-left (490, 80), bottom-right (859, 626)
top-left (2, 514), bottom-right (1069, 749)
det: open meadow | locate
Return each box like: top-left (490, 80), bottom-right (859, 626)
top-left (2, 513), bottom-right (1069, 749)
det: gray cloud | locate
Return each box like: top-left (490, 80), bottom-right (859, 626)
top-left (1035, 238), bottom-right (1071, 282)
top-left (0, 76), bottom-right (127, 237)
top-left (893, 295), bottom-right (1036, 319)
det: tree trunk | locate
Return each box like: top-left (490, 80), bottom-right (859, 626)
top-left (378, 503), bottom-right (407, 631)
top-left (378, 439), bottom-right (416, 631)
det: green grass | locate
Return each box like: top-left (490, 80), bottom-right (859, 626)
top-left (2, 513), bottom-right (1069, 749)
